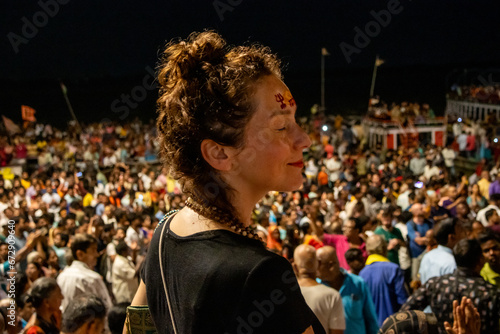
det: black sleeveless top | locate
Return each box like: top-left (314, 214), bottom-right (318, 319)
top-left (142, 215), bottom-right (325, 334)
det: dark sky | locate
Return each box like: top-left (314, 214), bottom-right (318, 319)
top-left (2, 0), bottom-right (500, 126)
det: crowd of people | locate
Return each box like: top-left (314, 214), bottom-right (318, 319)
top-left (448, 84), bottom-right (500, 105)
top-left (367, 98), bottom-right (437, 124)
top-left (0, 109), bottom-right (498, 333)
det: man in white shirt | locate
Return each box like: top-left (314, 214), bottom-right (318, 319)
top-left (441, 144), bottom-right (456, 175)
top-left (325, 154), bottom-right (342, 184)
top-left (457, 131), bottom-right (468, 157)
top-left (294, 245), bottom-right (345, 334)
top-left (112, 241), bottom-right (139, 303)
top-left (409, 153), bottom-right (426, 176)
top-left (397, 184), bottom-right (411, 211)
top-left (41, 188), bottom-right (61, 207)
top-left (125, 213), bottom-right (144, 249)
top-left (57, 233), bottom-right (112, 312)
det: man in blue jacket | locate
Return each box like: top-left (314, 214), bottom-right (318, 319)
top-left (359, 235), bottom-right (408, 327)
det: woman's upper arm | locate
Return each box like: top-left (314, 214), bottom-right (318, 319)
top-left (302, 325), bottom-right (315, 334)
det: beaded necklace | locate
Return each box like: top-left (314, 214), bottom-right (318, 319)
top-left (184, 196), bottom-right (263, 243)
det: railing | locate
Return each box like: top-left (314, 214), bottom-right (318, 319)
top-left (363, 117), bottom-right (445, 129)
top-left (446, 99), bottom-right (500, 122)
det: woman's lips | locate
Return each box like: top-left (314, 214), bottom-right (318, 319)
top-left (288, 160), bottom-right (304, 168)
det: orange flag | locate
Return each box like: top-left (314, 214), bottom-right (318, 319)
top-left (21, 105), bottom-right (36, 122)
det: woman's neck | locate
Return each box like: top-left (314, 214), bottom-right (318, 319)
top-left (230, 190), bottom-right (265, 227)
top-left (36, 308), bottom-right (55, 326)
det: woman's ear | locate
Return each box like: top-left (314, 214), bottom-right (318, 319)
top-left (200, 139), bottom-right (235, 172)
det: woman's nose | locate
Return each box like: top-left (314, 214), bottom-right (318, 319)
top-left (294, 125), bottom-right (311, 150)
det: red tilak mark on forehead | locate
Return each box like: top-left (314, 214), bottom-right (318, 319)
top-left (275, 93), bottom-right (286, 109)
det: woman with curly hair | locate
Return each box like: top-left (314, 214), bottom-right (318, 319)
top-left (130, 31), bottom-right (324, 333)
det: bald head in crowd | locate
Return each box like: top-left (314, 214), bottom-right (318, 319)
top-left (316, 246), bottom-right (340, 283)
top-left (366, 234), bottom-right (388, 257)
top-left (293, 244), bottom-right (318, 276)
top-left (410, 203), bottom-right (425, 218)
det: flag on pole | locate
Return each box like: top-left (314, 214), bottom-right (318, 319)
top-left (60, 82), bottom-right (68, 95)
top-left (321, 48), bottom-right (330, 56)
top-left (375, 57), bottom-right (385, 67)
top-left (21, 105), bottom-right (36, 122)
top-left (2, 115), bottom-right (21, 135)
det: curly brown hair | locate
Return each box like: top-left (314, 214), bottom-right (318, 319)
top-left (156, 31), bottom-right (281, 222)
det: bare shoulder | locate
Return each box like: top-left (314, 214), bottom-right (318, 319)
top-left (169, 207), bottom-right (231, 237)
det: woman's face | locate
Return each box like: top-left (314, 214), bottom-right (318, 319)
top-left (342, 219), bottom-right (359, 239)
top-left (271, 228), bottom-right (280, 240)
top-left (47, 286), bottom-right (64, 312)
top-left (48, 251), bottom-right (59, 266)
top-left (26, 264), bottom-right (40, 281)
top-left (230, 75), bottom-right (311, 194)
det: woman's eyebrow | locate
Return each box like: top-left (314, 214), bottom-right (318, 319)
top-left (269, 109), bottom-right (293, 118)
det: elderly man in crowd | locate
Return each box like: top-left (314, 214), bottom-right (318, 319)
top-left (316, 246), bottom-right (378, 334)
top-left (294, 244), bottom-right (345, 334)
top-left (359, 235), bottom-right (408, 327)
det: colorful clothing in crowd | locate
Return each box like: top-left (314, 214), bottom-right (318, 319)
top-left (402, 268), bottom-right (500, 333)
top-left (359, 254), bottom-right (408, 327)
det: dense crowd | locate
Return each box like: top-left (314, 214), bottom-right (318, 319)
top-left (367, 98), bottom-right (437, 123)
top-left (448, 84), bottom-right (500, 105)
top-left (1, 115), bottom-right (500, 333)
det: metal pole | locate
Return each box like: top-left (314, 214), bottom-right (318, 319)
top-left (60, 82), bottom-right (82, 132)
top-left (369, 55), bottom-right (378, 98)
top-left (321, 53), bottom-right (325, 111)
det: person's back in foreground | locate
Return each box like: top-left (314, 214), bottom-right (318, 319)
top-left (402, 239), bottom-right (500, 333)
top-left (130, 31), bottom-right (324, 334)
top-left (294, 245), bottom-right (345, 334)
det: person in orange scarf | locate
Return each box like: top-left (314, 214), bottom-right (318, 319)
top-left (267, 225), bottom-right (283, 254)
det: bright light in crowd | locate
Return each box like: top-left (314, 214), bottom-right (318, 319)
top-left (495, 138), bottom-right (498, 143)
top-left (322, 125), bottom-right (328, 132)
top-left (458, 118), bottom-right (462, 122)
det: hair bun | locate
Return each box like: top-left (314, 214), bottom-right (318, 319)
top-left (164, 31), bottom-right (226, 82)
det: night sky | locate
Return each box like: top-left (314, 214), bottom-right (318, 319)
top-left (2, 0), bottom-right (500, 127)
